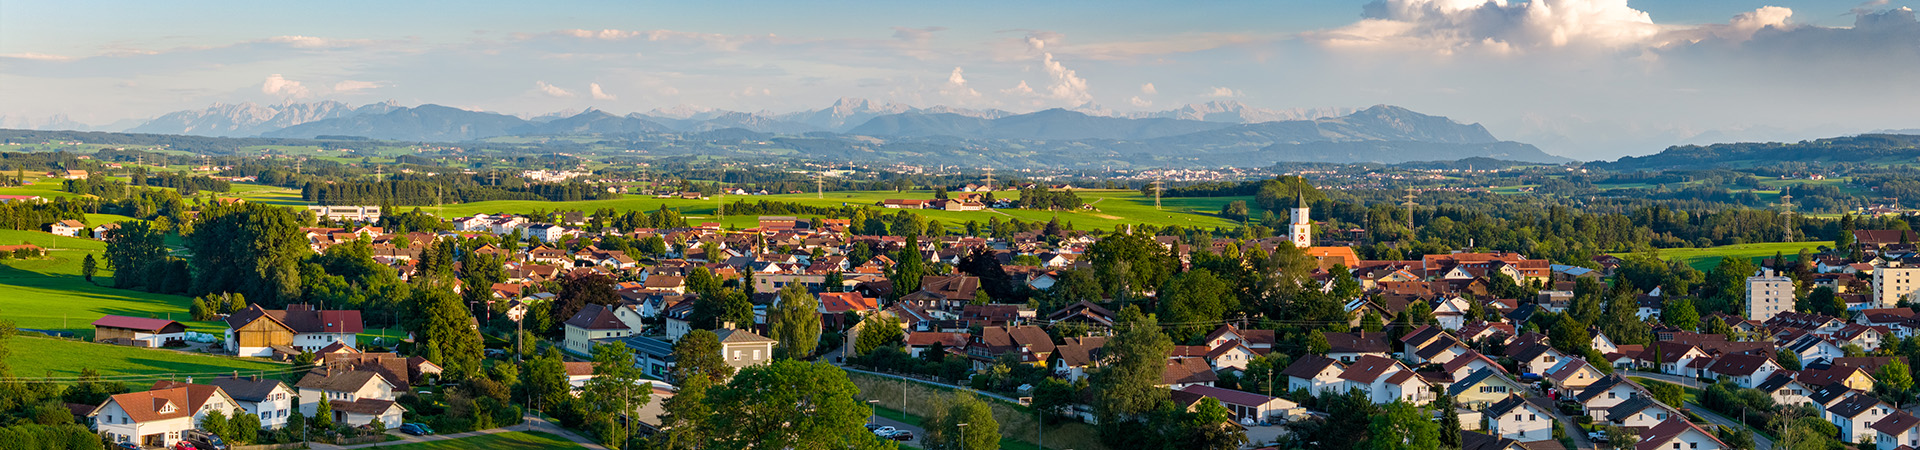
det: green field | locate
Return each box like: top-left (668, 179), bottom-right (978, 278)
top-left (416, 189), bottom-right (1256, 232)
top-left (4, 335), bottom-right (288, 380)
top-left (0, 229), bottom-right (218, 338)
top-left (377, 431), bottom-right (583, 450)
top-left (1613, 241), bottom-right (1833, 272)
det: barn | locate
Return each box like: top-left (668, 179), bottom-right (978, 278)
top-left (92, 316), bottom-right (188, 348)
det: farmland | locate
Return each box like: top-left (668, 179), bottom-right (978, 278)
top-left (0, 229), bottom-right (215, 338)
top-left (1612, 241), bottom-right (1834, 272)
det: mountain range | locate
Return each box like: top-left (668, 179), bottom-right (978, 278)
top-left (4, 98), bottom-right (1566, 165)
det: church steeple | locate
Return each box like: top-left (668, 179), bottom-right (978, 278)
top-left (1290, 191), bottom-right (1311, 248)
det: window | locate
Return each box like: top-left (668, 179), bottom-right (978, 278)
top-left (1528, 414), bottom-right (1536, 421)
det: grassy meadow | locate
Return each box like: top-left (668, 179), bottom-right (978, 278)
top-left (377, 431), bottom-right (584, 450)
top-left (5, 335), bottom-right (288, 379)
top-left (1612, 241), bottom-right (1834, 272)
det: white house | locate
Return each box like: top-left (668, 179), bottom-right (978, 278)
top-left (1484, 395), bottom-right (1554, 442)
top-left (564, 303), bottom-right (644, 356)
top-left (294, 369), bottom-right (404, 428)
top-left (1636, 418), bottom-right (1727, 450)
top-left (1602, 396), bottom-right (1680, 429)
top-left (1830, 392), bottom-right (1896, 444)
top-left (91, 382), bottom-right (242, 448)
top-left (1575, 374), bottom-right (1648, 415)
top-left (223, 304), bottom-right (363, 357)
top-left (1874, 411), bottom-right (1920, 450)
top-left (1704, 354), bottom-right (1782, 389)
top-left (48, 219), bottom-right (85, 237)
top-left (1337, 355), bottom-right (1429, 404)
top-left (205, 376), bottom-right (297, 429)
top-left (1281, 355), bottom-right (1347, 395)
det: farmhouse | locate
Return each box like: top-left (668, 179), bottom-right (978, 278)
top-left (90, 315), bottom-right (187, 348)
top-left (91, 382), bottom-right (241, 448)
top-left (223, 304), bottom-right (365, 357)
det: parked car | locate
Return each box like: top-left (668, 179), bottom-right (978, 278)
top-left (170, 441), bottom-right (198, 450)
top-left (184, 430), bottom-right (229, 450)
top-left (872, 426), bottom-right (897, 437)
top-left (1586, 431), bottom-right (1610, 443)
top-left (399, 423), bottom-right (436, 436)
top-left (865, 423), bottom-right (882, 431)
top-left (111, 442), bottom-right (139, 450)
top-left (889, 431), bottom-right (914, 441)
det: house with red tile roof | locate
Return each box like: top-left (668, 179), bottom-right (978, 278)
top-left (90, 381), bottom-right (243, 448)
top-left (91, 315), bottom-right (187, 348)
top-left (223, 304), bottom-right (364, 357)
top-left (1632, 417), bottom-right (1726, 450)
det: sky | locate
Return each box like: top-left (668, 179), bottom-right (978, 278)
top-left (2, 0), bottom-right (1918, 160)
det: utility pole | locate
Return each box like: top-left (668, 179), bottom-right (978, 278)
top-left (1401, 189), bottom-right (1418, 230)
top-left (1778, 193), bottom-right (1795, 242)
top-left (815, 171), bottom-right (824, 199)
top-left (983, 167), bottom-right (994, 191)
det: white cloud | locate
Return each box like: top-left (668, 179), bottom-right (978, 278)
top-left (332, 80), bottom-right (383, 92)
top-left (1312, 0), bottom-right (1661, 54)
top-left (535, 81), bottom-right (575, 98)
top-left (892, 26), bottom-right (947, 43)
top-left (1039, 52), bottom-right (1092, 104)
top-left (941, 67), bottom-right (980, 98)
top-left (1204, 87), bottom-right (1241, 98)
top-left (1140, 83), bottom-right (1157, 95)
top-left (590, 83), bottom-right (617, 100)
top-left (1001, 80), bottom-right (1035, 96)
top-left (0, 52), bottom-right (75, 61)
top-left (1717, 6), bottom-right (1795, 42)
top-left (1129, 96), bottom-right (1153, 107)
top-left (261, 74), bottom-right (310, 98)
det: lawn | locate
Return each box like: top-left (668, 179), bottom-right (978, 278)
top-left (376, 431), bottom-right (583, 450)
top-left (0, 229), bottom-right (217, 338)
top-left (1612, 241), bottom-right (1833, 272)
top-left (4, 335), bottom-right (288, 379)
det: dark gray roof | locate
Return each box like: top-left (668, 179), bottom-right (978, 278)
top-left (1462, 430), bottom-right (1522, 450)
top-left (1447, 367), bottom-right (1517, 397)
top-left (204, 376), bottom-right (286, 403)
top-left (1603, 395), bottom-right (1669, 423)
top-left (1574, 374), bottom-right (1629, 403)
top-left (1807, 382), bottom-right (1854, 404)
top-left (1828, 392), bottom-right (1887, 418)
top-left (294, 369), bottom-right (385, 392)
top-left (1485, 394), bottom-right (1534, 417)
top-left (614, 335), bottom-right (676, 359)
top-left (1754, 372), bottom-right (1798, 393)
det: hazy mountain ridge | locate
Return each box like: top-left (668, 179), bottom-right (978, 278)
top-left (129, 101), bottom-right (401, 137)
top-left (1589, 134), bottom-right (1920, 170)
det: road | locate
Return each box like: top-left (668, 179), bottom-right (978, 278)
top-left (869, 411), bottom-right (926, 446)
top-left (1621, 371), bottom-right (1775, 450)
top-left (1533, 396), bottom-right (1594, 450)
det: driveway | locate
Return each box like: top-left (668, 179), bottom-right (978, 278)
top-left (1531, 396), bottom-right (1593, 450)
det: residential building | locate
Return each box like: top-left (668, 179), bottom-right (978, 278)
top-left (1747, 268), bottom-right (1794, 321)
top-left (1281, 355), bottom-right (1346, 395)
top-left (1876, 267), bottom-right (1920, 307)
top-left (1484, 395), bottom-right (1553, 442)
top-left (306, 205), bottom-right (383, 222)
top-left (715, 329), bottom-right (776, 370)
top-left (1874, 411), bottom-right (1920, 450)
top-left (91, 382), bottom-right (242, 448)
top-left (293, 369), bottom-right (403, 428)
top-left (1449, 367), bottom-right (1527, 409)
top-left (204, 376), bottom-right (296, 429)
top-left (48, 219), bottom-right (85, 237)
top-left (1635, 418), bottom-right (1727, 450)
top-left (223, 304), bottom-right (364, 357)
top-left (564, 303), bottom-right (644, 356)
top-left (1829, 392), bottom-right (1896, 444)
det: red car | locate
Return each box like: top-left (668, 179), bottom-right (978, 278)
top-left (171, 441), bottom-right (199, 450)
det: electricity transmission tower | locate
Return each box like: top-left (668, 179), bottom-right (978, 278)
top-left (1778, 193), bottom-right (1796, 242)
top-left (1150, 179), bottom-right (1164, 210)
top-left (1401, 189), bottom-right (1419, 229)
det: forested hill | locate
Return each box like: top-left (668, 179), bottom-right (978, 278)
top-left (1593, 134), bottom-right (1920, 170)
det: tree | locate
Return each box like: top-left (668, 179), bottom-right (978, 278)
top-left (852, 314), bottom-right (903, 356)
top-left (554, 272), bottom-right (619, 327)
top-left (312, 397), bottom-right (335, 431)
top-left (1360, 311), bottom-right (1384, 333)
top-left (673, 329), bottom-right (734, 383)
top-left (923, 391), bottom-right (999, 450)
top-left (103, 220), bottom-right (167, 289)
top-left (1664, 298), bottom-right (1700, 331)
top-left (1307, 330), bottom-right (1331, 355)
top-left (81, 253), bottom-right (96, 284)
top-left (689, 288), bottom-right (753, 330)
top-left (198, 410), bottom-right (231, 439)
top-left (408, 286), bottom-right (484, 380)
top-left (1166, 398), bottom-right (1247, 450)
top-left (660, 371), bottom-right (713, 450)
top-left (582, 342), bottom-right (649, 450)
top-left (1220, 201), bottom-right (1250, 222)
top-left (701, 360), bottom-right (891, 450)
top-left (770, 284), bottom-right (822, 359)
top-left (1877, 358), bottom-right (1914, 407)
top-left (527, 347), bottom-right (570, 413)
top-left (888, 236), bottom-right (926, 299)
top-left (1437, 395), bottom-right (1463, 450)
top-left (1157, 269), bottom-right (1238, 342)
top-left (1093, 305), bottom-right (1174, 447)
top-left (230, 412), bottom-right (261, 444)
top-left (1776, 350), bottom-right (1802, 371)
top-left (186, 202), bottom-right (307, 304)
top-left (1644, 380), bottom-right (1685, 409)
top-left (1705, 316), bottom-right (1734, 338)
top-left (687, 266), bottom-right (722, 297)
top-left (1358, 401), bottom-right (1440, 450)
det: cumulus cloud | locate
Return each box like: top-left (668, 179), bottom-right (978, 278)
top-left (332, 80), bottom-right (383, 93)
top-left (590, 83), bottom-right (617, 100)
top-left (1039, 53), bottom-right (1092, 104)
top-left (1204, 87), bottom-right (1241, 98)
top-left (261, 74), bottom-right (310, 98)
top-left (1129, 96), bottom-right (1153, 107)
top-left (535, 81), bottom-right (575, 98)
top-left (1140, 83), bottom-right (1157, 95)
top-left (941, 67), bottom-right (980, 99)
top-left (1311, 0), bottom-right (1660, 54)
top-left (1001, 80), bottom-right (1035, 96)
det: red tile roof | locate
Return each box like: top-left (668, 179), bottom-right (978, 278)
top-left (90, 315), bottom-right (184, 332)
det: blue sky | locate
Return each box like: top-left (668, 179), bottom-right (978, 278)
top-left (3, 0), bottom-right (1917, 159)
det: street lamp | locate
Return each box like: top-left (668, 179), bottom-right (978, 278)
top-left (867, 399), bottom-right (881, 426)
top-left (505, 300), bottom-right (529, 430)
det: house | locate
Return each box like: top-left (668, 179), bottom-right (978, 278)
top-left (965, 325), bottom-right (1055, 369)
top-left (1337, 355), bottom-right (1430, 404)
top-left (715, 329), bottom-right (776, 370)
top-left (91, 382), bottom-right (243, 448)
top-left (1323, 332), bottom-right (1391, 363)
top-left (611, 334), bottom-right (676, 379)
top-left (205, 376), bottom-right (297, 429)
top-left (1044, 300), bottom-right (1116, 328)
top-left (1160, 357), bottom-right (1219, 389)
top-left (1281, 354), bottom-right (1347, 395)
top-left (1205, 340), bottom-right (1260, 371)
top-left (1201, 324), bottom-right (1275, 354)
top-left (1830, 392), bottom-right (1897, 444)
top-left (564, 303), bottom-right (644, 356)
top-left (1799, 364), bottom-right (1877, 391)
top-left (1755, 372), bottom-right (1815, 408)
top-left (1873, 411), bottom-right (1920, 450)
top-left (1462, 430), bottom-right (1526, 450)
top-left (1484, 395), bottom-right (1554, 442)
top-left (223, 304), bottom-right (364, 357)
top-left (1506, 342), bottom-right (1571, 374)
top-left (1704, 354), bottom-right (1781, 388)
top-left (48, 219), bottom-right (85, 237)
top-left (1634, 418), bottom-right (1726, 450)
top-left (1576, 374), bottom-right (1647, 415)
top-left (1050, 336), bottom-right (1107, 382)
top-left (293, 369), bottom-right (403, 428)
top-left (1449, 367), bottom-right (1528, 409)
top-left (564, 362), bottom-right (596, 392)
top-left (1432, 296), bottom-right (1472, 330)
top-left (1175, 385), bottom-right (1298, 423)
top-left (906, 332), bottom-right (970, 359)
top-left (1442, 350), bottom-right (1506, 382)
top-left (1546, 358), bottom-right (1605, 389)
top-left (91, 316), bottom-right (187, 348)
top-left (1604, 395), bottom-right (1681, 430)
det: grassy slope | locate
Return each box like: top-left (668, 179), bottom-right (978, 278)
top-left (375, 431), bottom-right (583, 450)
top-left (1612, 241), bottom-right (1834, 272)
top-left (0, 229), bottom-right (219, 337)
top-left (6, 335), bottom-right (287, 379)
